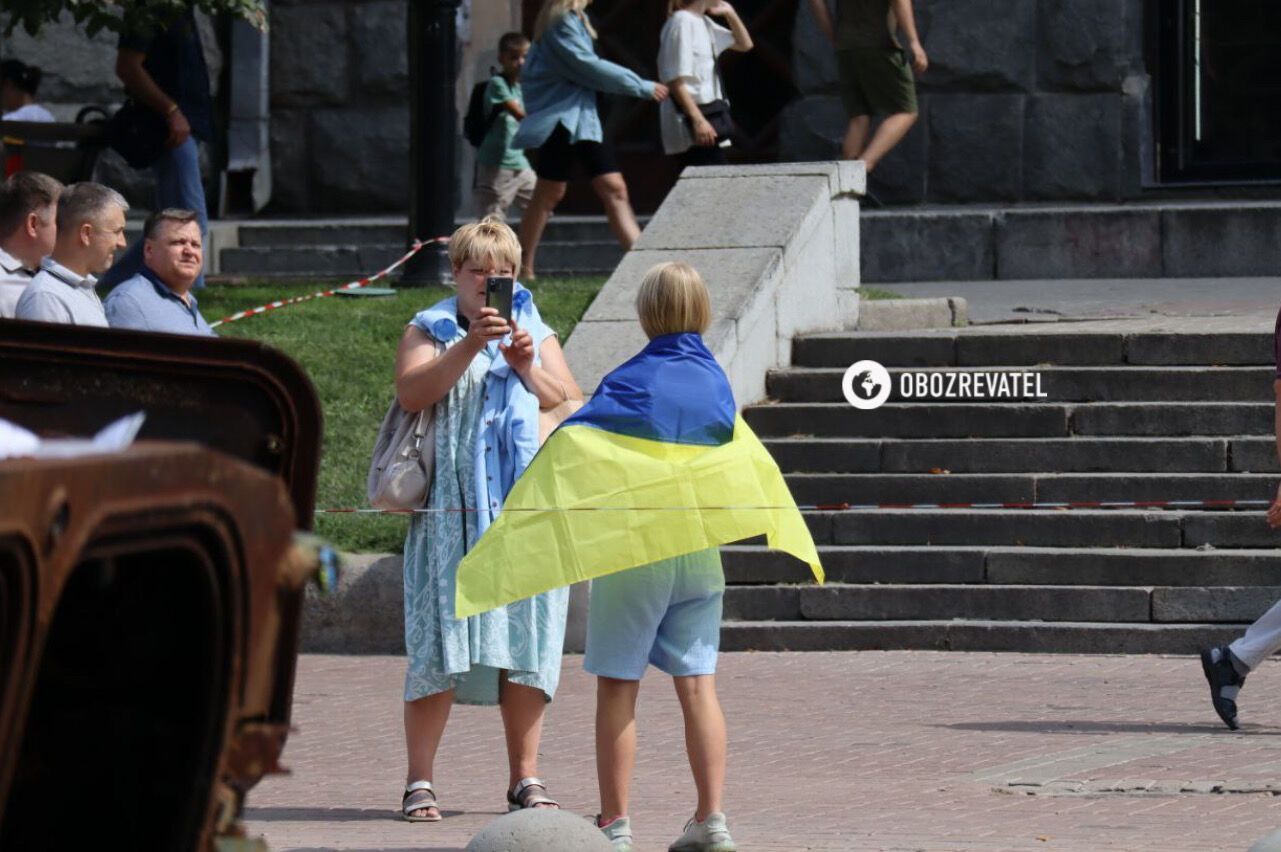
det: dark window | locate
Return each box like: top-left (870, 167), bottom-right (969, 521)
top-left (1156, 0), bottom-right (1281, 183)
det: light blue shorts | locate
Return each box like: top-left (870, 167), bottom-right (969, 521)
top-left (584, 549), bottom-right (724, 681)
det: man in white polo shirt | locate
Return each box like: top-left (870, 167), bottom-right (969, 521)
top-left (0, 171), bottom-right (62, 318)
top-left (14, 182), bottom-right (128, 327)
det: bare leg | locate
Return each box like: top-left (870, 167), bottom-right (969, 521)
top-left (596, 676), bottom-right (640, 821)
top-left (841, 115), bottom-right (872, 160)
top-left (518, 178), bottom-right (566, 280)
top-left (590, 171), bottom-right (641, 250)
top-left (499, 673), bottom-right (556, 805)
top-left (403, 690), bottom-right (454, 818)
top-left (673, 674), bottom-right (726, 821)
top-left (861, 112), bottom-right (918, 172)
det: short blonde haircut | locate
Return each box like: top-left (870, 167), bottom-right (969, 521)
top-left (635, 261), bottom-right (711, 338)
top-left (448, 216), bottom-right (522, 274)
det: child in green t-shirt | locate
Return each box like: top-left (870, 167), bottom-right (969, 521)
top-left (474, 32), bottom-right (537, 222)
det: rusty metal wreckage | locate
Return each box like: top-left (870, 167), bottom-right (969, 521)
top-left (0, 320), bottom-right (329, 850)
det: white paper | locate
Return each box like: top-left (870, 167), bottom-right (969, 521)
top-left (0, 412), bottom-right (146, 461)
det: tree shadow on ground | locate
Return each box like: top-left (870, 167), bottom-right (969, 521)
top-left (937, 720), bottom-right (1281, 735)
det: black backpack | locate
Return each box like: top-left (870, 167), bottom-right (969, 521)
top-left (463, 74), bottom-right (504, 147)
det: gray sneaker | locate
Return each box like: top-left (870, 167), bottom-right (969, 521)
top-left (669, 812), bottom-right (736, 852)
top-left (597, 815), bottom-right (634, 851)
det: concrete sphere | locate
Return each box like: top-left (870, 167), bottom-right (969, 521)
top-left (1250, 829), bottom-right (1281, 852)
top-left (465, 808), bottom-right (612, 852)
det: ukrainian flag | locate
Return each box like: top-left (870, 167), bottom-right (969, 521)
top-left (455, 332), bottom-right (824, 618)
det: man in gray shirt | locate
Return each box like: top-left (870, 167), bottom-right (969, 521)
top-left (0, 171), bottom-right (62, 318)
top-left (105, 208), bottom-right (214, 336)
top-left (14, 182), bottom-right (128, 327)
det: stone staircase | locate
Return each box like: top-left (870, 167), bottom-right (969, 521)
top-left (722, 325), bottom-right (1280, 654)
top-left (211, 216), bottom-right (633, 279)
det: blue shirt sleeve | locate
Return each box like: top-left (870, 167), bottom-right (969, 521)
top-left (104, 291), bottom-right (149, 331)
top-left (17, 291), bottom-right (72, 324)
top-left (542, 14), bottom-right (655, 99)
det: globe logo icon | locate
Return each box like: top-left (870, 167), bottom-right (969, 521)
top-left (842, 360), bottom-right (892, 410)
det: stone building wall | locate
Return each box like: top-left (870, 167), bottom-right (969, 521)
top-left (1, 1), bottom-right (520, 215)
top-left (783, 0), bottom-right (1151, 205)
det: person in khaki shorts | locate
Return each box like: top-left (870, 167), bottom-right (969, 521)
top-left (474, 32), bottom-right (537, 221)
top-left (809, 0), bottom-right (927, 172)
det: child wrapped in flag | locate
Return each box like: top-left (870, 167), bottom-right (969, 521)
top-left (455, 263), bottom-right (824, 618)
top-left (458, 260), bottom-right (822, 850)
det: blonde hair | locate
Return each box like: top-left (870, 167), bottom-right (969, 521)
top-left (448, 216), bottom-right (522, 274)
top-left (533, 0), bottom-right (597, 40)
top-left (635, 261), bottom-right (711, 338)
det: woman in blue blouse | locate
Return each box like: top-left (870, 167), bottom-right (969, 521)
top-left (513, 0), bottom-right (668, 279)
top-left (393, 218), bottom-right (583, 821)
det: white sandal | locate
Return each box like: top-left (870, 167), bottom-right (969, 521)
top-left (507, 776), bottom-right (559, 811)
top-left (401, 780), bottom-right (442, 822)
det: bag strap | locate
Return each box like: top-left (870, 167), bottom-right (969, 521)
top-left (408, 335), bottom-right (446, 449)
top-left (705, 17), bottom-right (725, 103)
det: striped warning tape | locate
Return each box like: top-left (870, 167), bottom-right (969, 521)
top-left (314, 499), bottom-right (1275, 515)
top-left (209, 236), bottom-right (449, 328)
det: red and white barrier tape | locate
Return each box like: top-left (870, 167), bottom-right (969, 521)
top-left (209, 236), bottom-right (449, 328)
top-left (315, 499), bottom-right (1275, 515)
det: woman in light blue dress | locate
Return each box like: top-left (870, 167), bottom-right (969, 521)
top-left (392, 218), bottom-right (583, 822)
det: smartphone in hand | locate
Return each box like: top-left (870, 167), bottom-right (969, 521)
top-left (485, 276), bottom-right (514, 323)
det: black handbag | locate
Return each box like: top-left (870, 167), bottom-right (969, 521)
top-left (107, 99), bottom-right (167, 169)
top-left (682, 17), bottom-right (734, 144)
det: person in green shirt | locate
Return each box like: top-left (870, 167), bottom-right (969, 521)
top-left (808, 0), bottom-right (927, 173)
top-left (474, 33), bottom-right (537, 221)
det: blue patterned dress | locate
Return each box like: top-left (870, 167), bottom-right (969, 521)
top-left (402, 292), bottom-right (570, 706)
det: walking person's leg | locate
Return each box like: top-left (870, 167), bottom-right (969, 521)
top-left (403, 690), bottom-right (454, 820)
top-left (841, 115), bottom-right (871, 160)
top-left (498, 673), bottom-right (560, 808)
top-left (860, 112), bottom-right (917, 171)
top-left (1202, 598), bottom-right (1281, 730)
top-left (517, 178), bottom-right (565, 280)
top-left (591, 171), bottom-right (641, 250)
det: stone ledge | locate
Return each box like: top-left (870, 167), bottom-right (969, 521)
top-left (858, 297), bottom-right (967, 331)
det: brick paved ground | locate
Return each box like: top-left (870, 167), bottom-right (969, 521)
top-left (244, 651), bottom-right (1281, 851)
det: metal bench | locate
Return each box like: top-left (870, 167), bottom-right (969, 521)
top-left (1, 109), bottom-right (109, 182)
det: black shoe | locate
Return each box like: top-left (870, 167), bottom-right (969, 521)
top-left (1201, 646), bottom-right (1245, 730)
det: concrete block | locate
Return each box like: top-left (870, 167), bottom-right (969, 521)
top-left (1124, 332), bottom-right (1274, 366)
top-left (858, 298), bottom-right (956, 331)
top-left (271, 3), bottom-right (350, 106)
top-left (1152, 587), bottom-right (1281, 623)
top-left (1038, 0), bottom-right (1135, 91)
top-left (759, 438), bottom-right (883, 473)
top-left (1182, 512), bottom-right (1278, 548)
top-left (799, 584), bottom-right (1151, 622)
top-left (352, 0), bottom-right (410, 97)
top-left (996, 208), bottom-right (1159, 279)
top-left (1161, 206), bottom-right (1281, 277)
top-left (682, 160), bottom-right (866, 197)
top-left (310, 106), bottom-right (410, 212)
top-left (302, 553), bottom-right (404, 653)
top-left (637, 175), bottom-right (830, 252)
top-left (1023, 94), bottom-right (1123, 200)
top-left (867, 102), bottom-right (928, 205)
top-left (723, 586), bottom-right (802, 620)
top-left (985, 548), bottom-right (1281, 587)
top-left (833, 509), bottom-right (1181, 548)
top-left (561, 321), bottom-right (652, 396)
top-left (784, 472), bottom-right (1037, 504)
top-left (791, 332), bottom-right (958, 367)
top-left (880, 437), bottom-right (1227, 473)
top-left (1069, 403), bottom-right (1272, 437)
top-left (928, 95), bottom-right (1024, 202)
top-left (861, 210), bottom-right (994, 283)
top-left (1035, 472), bottom-right (1276, 503)
top-left (744, 403), bottom-right (1069, 438)
top-left (3, 12), bottom-right (122, 103)
top-left (778, 96), bottom-right (844, 164)
top-left (791, 0), bottom-right (838, 95)
top-left (268, 108), bottom-right (310, 213)
top-left (466, 808), bottom-right (612, 852)
top-left (956, 333), bottom-right (1125, 365)
top-left (580, 248), bottom-right (780, 323)
top-left (721, 545), bottom-right (986, 584)
top-left (916, 0), bottom-right (1037, 92)
top-left (1230, 438), bottom-right (1280, 473)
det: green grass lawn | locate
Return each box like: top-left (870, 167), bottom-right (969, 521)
top-left (200, 276), bottom-right (605, 554)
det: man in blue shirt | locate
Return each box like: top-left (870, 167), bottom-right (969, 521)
top-left (105, 208), bottom-right (214, 336)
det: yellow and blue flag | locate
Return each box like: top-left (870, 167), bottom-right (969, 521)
top-left (455, 332), bottom-right (824, 618)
